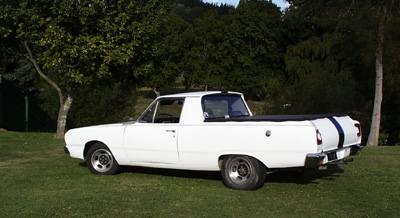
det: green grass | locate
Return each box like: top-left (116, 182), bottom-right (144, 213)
top-left (1, 131), bottom-right (399, 217)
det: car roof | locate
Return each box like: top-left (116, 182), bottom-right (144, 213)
top-left (158, 91), bottom-right (242, 99)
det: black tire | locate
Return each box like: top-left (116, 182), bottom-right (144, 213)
top-left (86, 143), bottom-right (120, 175)
top-left (221, 155), bottom-right (266, 190)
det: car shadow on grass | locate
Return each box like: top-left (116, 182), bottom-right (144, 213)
top-left (79, 161), bottom-right (222, 181)
top-left (266, 165), bottom-right (345, 184)
top-left (125, 166), bottom-right (223, 181)
top-left (79, 161), bottom-right (345, 184)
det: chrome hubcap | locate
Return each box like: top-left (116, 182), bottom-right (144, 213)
top-left (237, 164), bottom-right (248, 176)
top-left (91, 149), bottom-right (114, 173)
top-left (228, 157), bottom-right (253, 184)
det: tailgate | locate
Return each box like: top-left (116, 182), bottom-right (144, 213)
top-left (312, 115), bottom-right (359, 152)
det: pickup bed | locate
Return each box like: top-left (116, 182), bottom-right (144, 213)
top-left (64, 91), bottom-right (363, 190)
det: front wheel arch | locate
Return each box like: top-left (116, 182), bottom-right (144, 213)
top-left (84, 141), bottom-right (104, 158)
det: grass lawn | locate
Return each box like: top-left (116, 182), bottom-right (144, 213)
top-left (1, 131), bottom-right (399, 217)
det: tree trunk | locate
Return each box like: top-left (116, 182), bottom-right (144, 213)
top-left (22, 41), bottom-right (72, 139)
top-left (366, 5), bottom-right (386, 146)
top-left (153, 89), bottom-right (160, 98)
top-left (56, 94), bottom-right (73, 139)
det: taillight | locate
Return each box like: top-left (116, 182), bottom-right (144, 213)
top-left (316, 130), bottom-right (323, 145)
top-left (355, 123), bottom-right (362, 137)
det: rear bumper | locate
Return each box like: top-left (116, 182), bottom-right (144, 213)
top-left (305, 144), bottom-right (364, 169)
top-left (305, 153), bottom-right (326, 169)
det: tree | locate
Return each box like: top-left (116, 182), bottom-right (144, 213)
top-left (145, 12), bottom-right (191, 93)
top-left (364, 0), bottom-right (399, 146)
top-left (182, 9), bottom-right (227, 91)
top-left (332, 0), bottom-right (400, 146)
top-left (155, 1), bottom-right (285, 96)
top-left (224, 0), bottom-right (284, 98)
top-left (0, 0), bottom-right (173, 138)
top-left (284, 0), bottom-right (400, 146)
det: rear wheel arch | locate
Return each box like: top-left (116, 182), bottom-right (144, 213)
top-left (218, 154), bottom-right (268, 170)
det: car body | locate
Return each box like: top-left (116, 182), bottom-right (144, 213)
top-left (65, 91), bottom-right (363, 190)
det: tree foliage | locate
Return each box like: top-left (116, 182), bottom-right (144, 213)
top-left (0, 0), bottom-right (173, 138)
top-left (157, 0), bottom-right (284, 98)
top-left (1, 0), bottom-right (173, 82)
top-left (224, 0), bottom-right (284, 98)
top-left (281, 0), bottom-right (400, 145)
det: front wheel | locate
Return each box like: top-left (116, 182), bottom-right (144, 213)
top-left (221, 155), bottom-right (266, 190)
top-left (86, 143), bottom-right (120, 175)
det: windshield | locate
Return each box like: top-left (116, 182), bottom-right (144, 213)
top-left (201, 94), bottom-right (250, 119)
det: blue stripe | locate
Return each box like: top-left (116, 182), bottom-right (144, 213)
top-left (328, 117), bottom-right (345, 148)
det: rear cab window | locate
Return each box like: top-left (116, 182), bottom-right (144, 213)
top-left (201, 94), bottom-right (250, 119)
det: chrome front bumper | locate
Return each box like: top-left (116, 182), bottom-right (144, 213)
top-left (305, 145), bottom-right (364, 169)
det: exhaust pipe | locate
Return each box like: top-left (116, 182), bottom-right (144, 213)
top-left (328, 158), bottom-right (354, 166)
top-left (350, 145), bottom-right (364, 156)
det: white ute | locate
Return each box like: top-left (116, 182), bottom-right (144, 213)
top-left (64, 91), bottom-right (363, 190)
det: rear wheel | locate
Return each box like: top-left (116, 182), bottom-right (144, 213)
top-left (221, 155), bottom-right (266, 190)
top-left (86, 143), bottom-right (120, 175)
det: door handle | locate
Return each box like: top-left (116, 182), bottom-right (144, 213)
top-left (166, 130), bottom-right (176, 133)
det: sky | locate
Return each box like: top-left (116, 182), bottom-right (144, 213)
top-left (203, 0), bottom-right (290, 10)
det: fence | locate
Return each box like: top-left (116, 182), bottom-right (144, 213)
top-left (0, 75), bottom-right (55, 132)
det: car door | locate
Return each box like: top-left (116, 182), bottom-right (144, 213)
top-left (123, 98), bottom-right (184, 164)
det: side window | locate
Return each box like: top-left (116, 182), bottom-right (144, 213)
top-left (140, 98), bottom-right (184, 123)
top-left (202, 95), bottom-right (249, 119)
